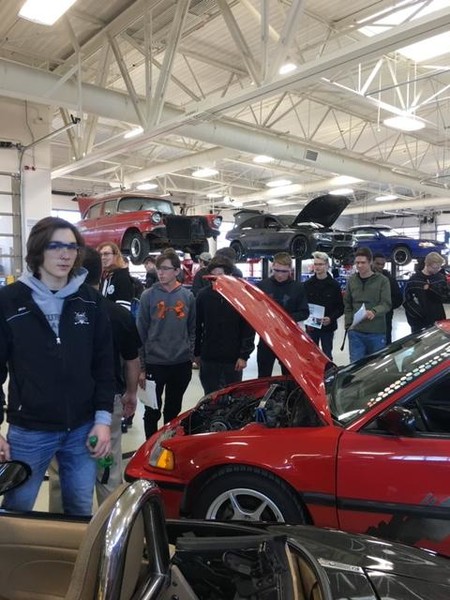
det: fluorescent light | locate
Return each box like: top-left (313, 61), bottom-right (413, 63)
top-left (329, 188), bottom-right (353, 195)
top-left (253, 155), bottom-right (274, 164)
top-left (279, 63), bottom-right (298, 75)
top-left (331, 175), bottom-right (362, 185)
top-left (19, 0), bottom-right (77, 25)
top-left (266, 179), bottom-right (292, 188)
top-left (109, 181), bottom-right (122, 189)
top-left (192, 167), bottom-right (219, 178)
top-left (383, 116), bottom-right (425, 131)
top-left (375, 194), bottom-right (398, 201)
top-left (206, 192), bottom-right (223, 198)
top-left (124, 127), bottom-right (144, 139)
top-left (136, 182), bottom-right (158, 190)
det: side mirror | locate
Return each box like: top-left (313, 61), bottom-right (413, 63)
top-left (376, 406), bottom-right (416, 436)
top-left (0, 461), bottom-right (31, 495)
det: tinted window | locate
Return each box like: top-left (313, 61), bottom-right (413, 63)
top-left (240, 216), bottom-right (263, 229)
top-left (117, 197), bottom-right (175, 214)
top-left (87, 203), bottom-right (102, 218)
top-left (327, 326), bottom-right (450, 425)
top-left (401, 373), bottom-right (450, 435)
top-left (104, 200), bottom-right (117, 216)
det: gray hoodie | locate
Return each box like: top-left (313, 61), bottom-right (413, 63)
top-left (137, 282), bottom-right (196, 365)
top-left (18, 268), bottom-right (87, 338)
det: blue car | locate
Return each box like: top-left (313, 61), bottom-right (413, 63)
top-left (349, 225), bottom-right (448, 266)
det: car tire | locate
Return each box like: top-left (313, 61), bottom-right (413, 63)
top-left (192, 466), bottom-right (307, 523)
top-left (123, 231), bottom-right (150, 265)
top-left (230, 241), bottom-right (245, 262)
top-left (290, 236), bottom-right (310, 259)
top-left (391, 245), bottom-right (412, 266)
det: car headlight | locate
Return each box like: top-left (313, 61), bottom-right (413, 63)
top-left (418, 241), bottom-right (435, 248)
top-left (149, 428), bottom-right (176, 470)
top-left (151, 212), bottom-right (162, 224)
top-left (313, 233), bottom-right (332, 241)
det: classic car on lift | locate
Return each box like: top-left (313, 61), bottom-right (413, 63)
top-left (349, 224), bottom-right (449, 266)
top-left (2, 461), bottom-right (450, 600)
top-left (74, 191), bottom-right (222, 264)
top-left (126, 275), bottom-right (450, 558)
top-left (225, 194), bottom-right (356, 262)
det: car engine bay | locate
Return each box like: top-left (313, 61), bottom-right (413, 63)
top-left (181, 381), bottom-right (322, 435)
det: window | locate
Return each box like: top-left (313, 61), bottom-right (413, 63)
top-left (86, 204), bottom-right (102, 219)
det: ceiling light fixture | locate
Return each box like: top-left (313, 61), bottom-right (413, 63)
top-left (206, 192), bottom-right (223, 199)
top-left (383, 116), bottom-right (425, 131)
top-left (329, 188), bottom-right (354, 195)
top-left (253, 155), bottom-right (274, 164)
top-left (192, 167), bottom-right (219, 178)
top-left (375, 194), bottom-right (398, 201)
top-left (124, 127), bottom-right (144, 139)
top-left (279, 63), bottom-right (298, 75)
top-left (19, 0), bottom-right (77, 26)
top-left (136, 182), bottom-right (158, 191)
top-left (266, 179), bottom-right (292, 188)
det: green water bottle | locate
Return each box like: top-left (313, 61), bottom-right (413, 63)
top-left (89, 435), bottom-right (114, 468)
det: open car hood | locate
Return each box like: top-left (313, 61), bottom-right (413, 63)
top-left (212, 276), bottom-right (333, 425)
top-left (292, 194), bottom-right (350, 227)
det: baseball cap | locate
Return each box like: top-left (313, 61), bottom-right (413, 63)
top-left (199, 251), bottom-right (212, 263)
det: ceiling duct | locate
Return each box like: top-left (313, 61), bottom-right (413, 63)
top-left (304, 149), bottom-right (319, 162)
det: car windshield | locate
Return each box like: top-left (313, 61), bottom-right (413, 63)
top-left (326, 325), bottom-right (450, 426)
top-left (277, 215), bottom-right (293, 226)
top-left (381, 228), bottom-right (403, 237)
top-left (117, 197), bottom-right (175, 214)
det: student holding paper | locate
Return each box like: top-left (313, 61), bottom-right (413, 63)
top-left (344, 247), bottom-right (391, 362)
top-left (304, 252), bottom-right (344, 360)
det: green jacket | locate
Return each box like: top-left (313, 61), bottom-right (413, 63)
top-left (344, 272), bottom-right (392, 333)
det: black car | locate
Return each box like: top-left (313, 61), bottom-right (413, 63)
top-left (2, 462), bottom-right (450, 600)
top-left (226, 194), bottom-right (356, 262)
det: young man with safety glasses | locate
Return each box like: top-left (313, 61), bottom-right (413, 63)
top-left (256, 252), bottom-right (309, 377)
top-left (0, 216), bottom-right (114, 516)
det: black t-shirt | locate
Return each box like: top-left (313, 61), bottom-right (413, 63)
top-left (105, 300), bottom-right (141, 394)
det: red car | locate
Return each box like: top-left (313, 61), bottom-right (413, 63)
top-left (126, 276), bottom-right (450, 556)
top-left (74, 191), bottom-right (222, 264)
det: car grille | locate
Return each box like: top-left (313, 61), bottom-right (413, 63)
top-left (332, 233), bottom-right (354, 242)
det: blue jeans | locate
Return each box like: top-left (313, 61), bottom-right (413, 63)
top-left (3, 422), bottom-right (96, 516)
top-left (348, 330), bottom-right (386, 362)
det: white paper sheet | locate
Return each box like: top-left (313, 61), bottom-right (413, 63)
top-left (140, 377), bottom-right (158, 409)
top-left (304, 303), bottom-right (325, 329)
top-left (351, 303), bottom-right (366, 328)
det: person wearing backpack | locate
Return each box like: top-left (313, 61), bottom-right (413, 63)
top-left (403, 252), bottom-right (447, 333)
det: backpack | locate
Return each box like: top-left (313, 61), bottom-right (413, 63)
top-left (402, 294), bottom-right (423, 321)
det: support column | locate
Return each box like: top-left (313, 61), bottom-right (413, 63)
top-left (0, 98), bottom-right (52, 269)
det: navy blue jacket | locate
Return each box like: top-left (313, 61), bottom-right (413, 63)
top-left (0, 282), bottom-right (114, 431)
